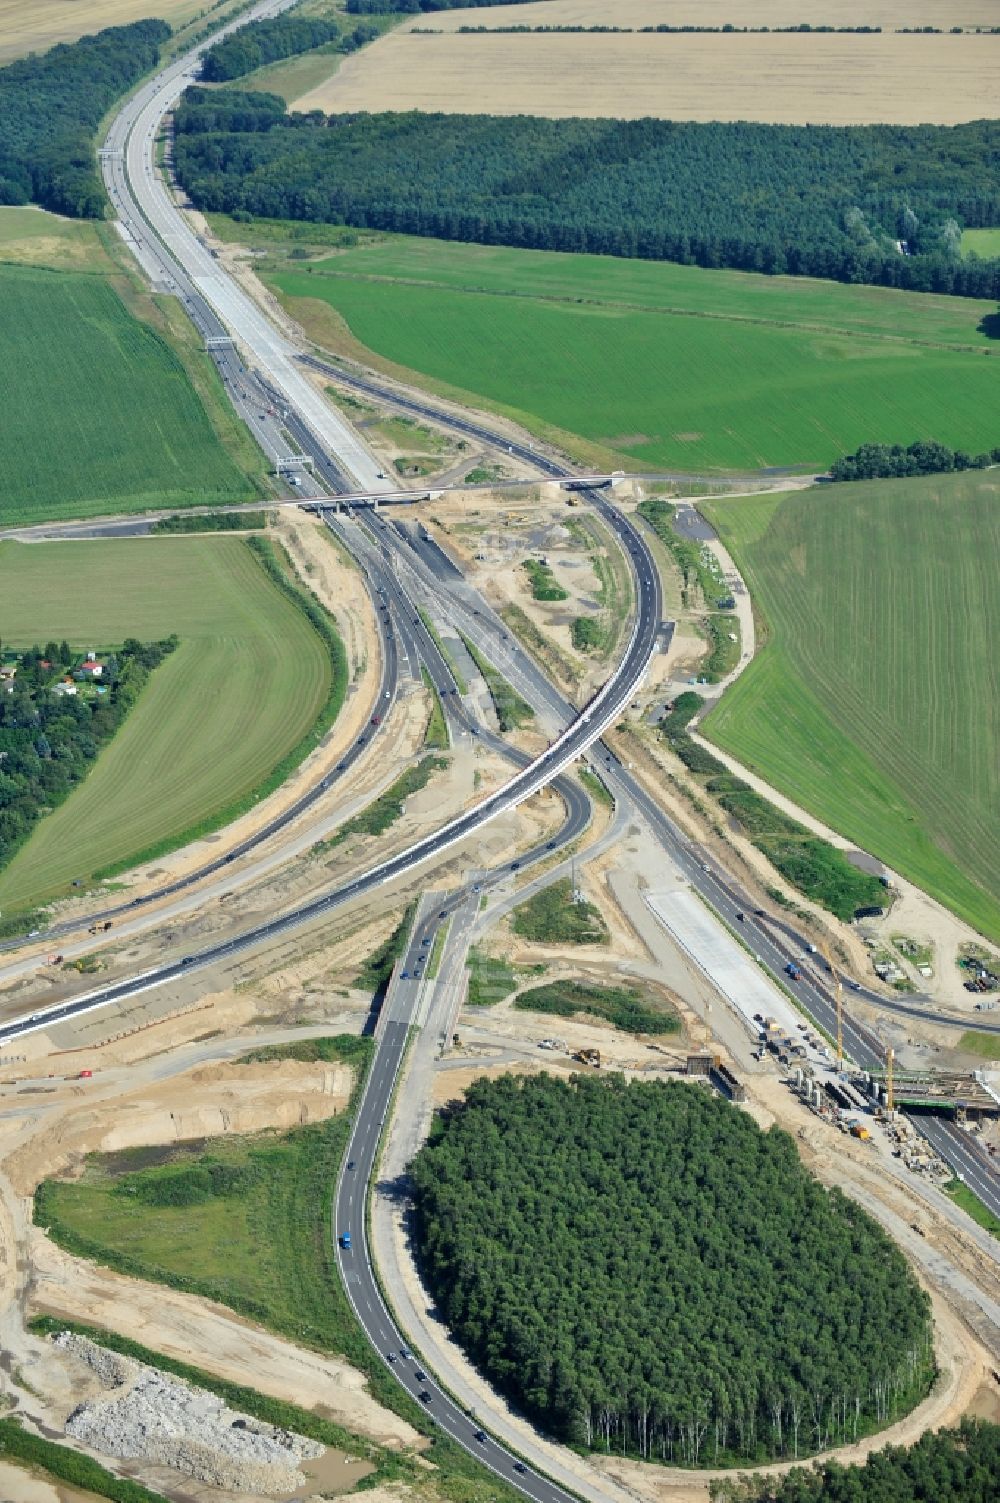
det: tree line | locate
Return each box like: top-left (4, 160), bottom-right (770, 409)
top-left (410, 1073), bottom-right (934, 1467)
top-left (200, 14), bottom-right (380, 82)
top-left (829, 438), bottom-right (1000, 482)
top-left (0, 20), bottom-right (170, 217)
top-left (712, 1418), bottom-right (1000, 1503)
top-left (171, 98), bottom-right (1000, 298)
top-left (0, 637), bottom-right (177, 878)
top-left (347, 0), bottom-right (546, 12)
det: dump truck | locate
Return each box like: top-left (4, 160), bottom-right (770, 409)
top-left (572, 1048), bottom-right (601, 1068)
top-left (784, 962), bottom-right (802, 980)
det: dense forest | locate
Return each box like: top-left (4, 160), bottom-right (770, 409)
top-left (200, 15), bottom-right (380, 82)
top-left (712, 1418), bottom-right (1000, 1503)
top-left (0, 637), bottom-right (177, 876)
top-left (830, 439), bottom-right (1000, 481)
top-left (172, 98), bottom-right (1000, 296)
top-left (410, 1074), bottom-right (933, 1466)
top-left (0, 20), bottom-right (170, 217)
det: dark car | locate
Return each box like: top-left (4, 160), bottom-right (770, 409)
top-left (419, 1389), bottom-right (432, 1403)
top-left (513, 1462), bottom-right (526, 1474)
top-left (736, 911), bottom-right (745, 921)
top-left (347, 1160), bottom-right (355, 1170)
top-left (414, 1369), bottom-right (427, 1381)
top-left (474, 1430), bottom-right (487, 1443)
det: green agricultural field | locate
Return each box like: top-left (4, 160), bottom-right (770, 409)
top-left (0, 265), bottom-right (252, 526)
top-left (267, 235), bottom-right (1000, 474)
top-left (0, 538), bottom-right (332, 909)
top-left (703, 472), bottom-right (1000, 940)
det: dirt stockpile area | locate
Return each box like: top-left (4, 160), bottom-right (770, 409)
top-left (3, 1057), bottom-right (352, 1196)
top-left (297, 1), bottom-right (1000, 126)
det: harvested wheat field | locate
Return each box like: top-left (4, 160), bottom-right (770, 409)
top-left (403, 0), bottom-right (1000, 29)
top-left (297, 7), bottom-right (1000, 125)
top-left (0, 0), bottom-right (227, 64)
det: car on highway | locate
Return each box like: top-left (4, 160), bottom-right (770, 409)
top-left (414, 1369), bottom-right (427, 1381)
top-left (419, 1389), bottom-right (432, 1403)
top-left (474, 1430), bottom-right (487, 1443)
top-left (513, 1462), bottom-right (527, 1474)
top-left (339, 1232), bottom-right (351, 1250)
top-left (386, 1352), bottom-right (397, 1363)
top-left (400, 1347), bottom-right (412, 1359)
top-left (347, 1160), bottom-right (355, 1170)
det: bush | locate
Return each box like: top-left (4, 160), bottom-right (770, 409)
top-left (523, 559), bottom-right (568, 602)
top-left (571, 616), bottom-right (604, 652)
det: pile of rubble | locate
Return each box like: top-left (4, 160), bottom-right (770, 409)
top-left (56, 1333), bottom-right (325, 1495)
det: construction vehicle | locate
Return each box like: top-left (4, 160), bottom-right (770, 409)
top-left (784, 962), bottom-right (801, 980)
top-left (850, 1122), bottom-right (871, 1141)
top-left (572, 1048), bottom-right (601, 1068)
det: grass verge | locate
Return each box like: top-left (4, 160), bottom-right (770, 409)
top-left (944, 1179), bottom-right (1000, 1240)
top-left (957, 1031), bottom-right (1000, 1061)
top-left (417, 607), bottom-right (467, 694)
top-left (459, 634), bottom-right (533, 732)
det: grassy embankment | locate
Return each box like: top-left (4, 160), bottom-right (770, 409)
top-left (323, 756), bottom-right (448, 851)
top-left (261, 232), bottom-right (1000, 475)
top-left (34, 1037), bottom-right (522, 1503)
top-left (515, 980), bottom-right (679, 1035)
top-left (512, 877), bottom-right (609, 945)
top-left (0, 243), bottom-right (260, 527)
top-left (0, 536), bottom-right (341, 911)
top-left (703, 472), bottom-right (1000, 940)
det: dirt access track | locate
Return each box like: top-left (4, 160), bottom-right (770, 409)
top-left (294, 0), bottom-right (1000, 126)
top-left (0, 1014), bottom-right (419, 1451)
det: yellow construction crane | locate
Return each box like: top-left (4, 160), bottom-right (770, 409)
top-left (818, 939), bottom-right (844, 1073)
